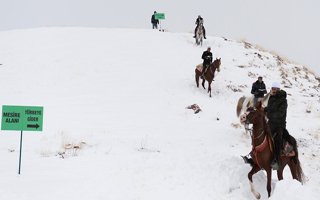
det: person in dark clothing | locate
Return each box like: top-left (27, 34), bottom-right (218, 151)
top-left (251, 76), bottom-right (267, 106)
top-left (151, 11), bottom-right (159, 29)
top-left (242, 82), bottom-right (287, 170)
top-left (193, 15), bottom-right (206, 39)
top-left (264, 82), bottom-right (288, 170)
top-left (201, 47), bottom-right (213, 77)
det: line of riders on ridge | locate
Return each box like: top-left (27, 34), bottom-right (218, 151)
top-left (200, 48), bottom-right (289, 171)
top-left (152, 11), bottom-right (290, 170)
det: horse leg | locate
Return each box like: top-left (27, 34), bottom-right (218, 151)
top-left (201, 78), bottom-right (206, 89)
top-left (195, 71), bottom-right (199, 88)
top-left (248, 166), bottom-right (261, 199)
top-left (208, 82), bottom-right (212, 97)
top-left (277, 161), bottom-right (285, 181)
top-left (287, 159), bottom-right (298, 180)
top-left (266, 168), bottom-right (272, 198)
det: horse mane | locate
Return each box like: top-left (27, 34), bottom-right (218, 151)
top-left (236, 92), bottom-right (270, 117)
top-left (261, 92), bottom-right (270, 107)
top-left (211, 58), bottom-right (221, 72)
top-left (236, 96), bottom-right (246, 117)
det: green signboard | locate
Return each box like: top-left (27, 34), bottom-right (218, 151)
top-left (1, 105), bottom-right (43, 131)
top-left (155, 13), bottom-right (165, 20)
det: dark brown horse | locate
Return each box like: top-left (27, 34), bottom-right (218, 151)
top-left (195, 58), bottom-right (221, 97)
top-left (240, 101), bottom-right (304, 199)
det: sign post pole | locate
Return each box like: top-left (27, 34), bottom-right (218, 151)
top-left (18, 130), bottom-right (23, 174)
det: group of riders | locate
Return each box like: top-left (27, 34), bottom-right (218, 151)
top-left (200, 49), bottom-right (289, 170)
top-left (194, 14), bottom-right (288, 170)
top-left (243, 76), bottom-right (289, 170)
top-left (153, 12), bottom-right (289, 170)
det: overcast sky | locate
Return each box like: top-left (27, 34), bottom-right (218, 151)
top-left (0, 0), bottom-right (319, 75)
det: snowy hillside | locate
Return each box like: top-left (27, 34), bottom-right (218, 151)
top-left (0, 27), bottom-right (319, 200)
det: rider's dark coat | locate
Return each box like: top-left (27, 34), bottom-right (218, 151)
top-left (195, 17), bottom-right (203, 25)
top-left (201, 50), bottom-right (213, 67)
top-left (265, 90), bottom-right (287, 129)
top-left (251, 80), bottom-right (267, 98)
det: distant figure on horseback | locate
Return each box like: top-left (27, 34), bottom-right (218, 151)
top-left (201, 47), bottom-right (213, 77)
top-left (251, 76), bottom-right (267, 106)
top-left (193, 15), bottom-right (206, 39)
top-left (243, 82), bottom-right (288, 170)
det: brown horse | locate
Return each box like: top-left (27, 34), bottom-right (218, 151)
top-left (195, 58), bottom-right (221, 97)
top-left (240, 101), bottom-right (304, 199)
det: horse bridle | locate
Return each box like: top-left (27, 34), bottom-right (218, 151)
top-left (240, 108), bottom-right (265, 139)
top-left (208, 60), bottom-right (220, 74)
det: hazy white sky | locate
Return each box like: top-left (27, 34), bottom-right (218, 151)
top-left (0, 0), bottom-right (319, 75)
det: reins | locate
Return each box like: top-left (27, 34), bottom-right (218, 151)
top-left (244, 110), bottom-right (271, 169)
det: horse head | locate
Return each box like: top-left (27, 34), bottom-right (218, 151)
top-left (212, 58), bottom-right (221, 72)
top-left (240, 101), bottom-right (264, 125)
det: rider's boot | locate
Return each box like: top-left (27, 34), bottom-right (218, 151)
top-left (201, 68), bottom-right (206, 77)
top-left (242, 155), bottom-right (254, 167)
top-left (271, 146), bottom-right (280, 170)
top-left (271, 159), bottom-right (279, 170)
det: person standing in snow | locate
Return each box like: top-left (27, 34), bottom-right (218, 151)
top-left (251, 76), bottom-right (267, 106)
top-left (151, 11), bottom-right (159, 29)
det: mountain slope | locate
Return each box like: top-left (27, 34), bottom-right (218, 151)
top-left (0, 27), bottom-right (319, 200)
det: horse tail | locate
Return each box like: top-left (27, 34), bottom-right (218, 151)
top-left (284, 129), bottom-right (305, 183)
top-left (236, 96), bottom-right (246, 117)
top-left (292, 142), bottom-right (305, 183)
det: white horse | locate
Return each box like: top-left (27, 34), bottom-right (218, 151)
top-left (236, 93), bottom-right (270, 117)
top-left (195, 22), bottom-right (204, 46)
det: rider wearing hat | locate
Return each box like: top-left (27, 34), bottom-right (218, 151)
top-left (243, 81), bottom-right (287, 170)
top-left (264, 82), bottom-right (288, 170)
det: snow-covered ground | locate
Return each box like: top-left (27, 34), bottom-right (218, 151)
top-left (0, 27), bottom-right (319, 200)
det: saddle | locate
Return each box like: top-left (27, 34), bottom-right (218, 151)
top-left (281, 129), bottom-right (296, 157)
top-left (196, 63), bottom-right (204, 72)
top-left (274, 129), bottom-right (296, 157)
top-left (196, 63), bottom-right (210, 73)
top-left (282, 141), bottom-right (295, 157)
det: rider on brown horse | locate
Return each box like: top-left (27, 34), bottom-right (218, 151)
top-left (243, 82), bottom-right (288, 170)
top-left (201, 47), bottom-right (213, 77)
top-left (193, 15), bottom-right (206, 39)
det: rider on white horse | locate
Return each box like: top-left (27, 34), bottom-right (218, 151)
top-left (193, 15), bottom-right (206, 39)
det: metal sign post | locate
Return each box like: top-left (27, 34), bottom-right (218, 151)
top-left (18, 130), bottom-right (23, 174)
top-left (1, 105), bottom-right (44, 174)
